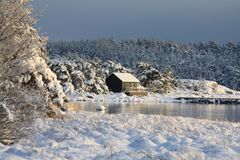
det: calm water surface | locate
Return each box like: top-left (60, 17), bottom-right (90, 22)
top-left (68, 102), bottom-right (240, 122)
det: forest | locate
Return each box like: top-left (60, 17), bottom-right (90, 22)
top-left (48, 39), bottom-right (240, 90)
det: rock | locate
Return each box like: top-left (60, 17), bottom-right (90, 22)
top-left (96, 105), bottom-right (105, 111)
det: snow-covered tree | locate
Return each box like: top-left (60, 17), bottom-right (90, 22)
top-left (0, 0), bottom-right (66, 145)
top-left (48, 39), bottom-right (240, 91)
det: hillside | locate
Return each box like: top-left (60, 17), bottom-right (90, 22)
top-left (48, 39), bottom-right (240, 91)
top-left (49, 56), bottom-right (240, 103)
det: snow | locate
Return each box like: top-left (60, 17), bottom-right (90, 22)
top-left (175, 79), bottom-right (240, 96)
top-left (0, 102), bottom-right (14, 122)
top-left (67, 78), bottom-right (240, 104)
top-left (96, 104), bottom-right (106, 111)
top-left (112, 72), bottom-right (140, 83)
top-left (68, 92), bottom-right (178, 103)
top-left (0, 112), bottom-right (239, 160)
top-left (69, 92), bottom-right (240, 105)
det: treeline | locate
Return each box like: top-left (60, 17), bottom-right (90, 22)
top-left (47, 39), bottom-right (240, 90)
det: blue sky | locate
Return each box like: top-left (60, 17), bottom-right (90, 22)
top-left (33, 0), bottom-right (240, 43)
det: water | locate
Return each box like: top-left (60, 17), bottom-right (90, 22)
top-left (67, 102), bottom-right (240, 122)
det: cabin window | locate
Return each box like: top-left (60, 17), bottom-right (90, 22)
top-left (122, 83), bottom-right (129, 89)
top-left (130, 83), bottom-right (134, 87)
top-left (122, 82), bottom-right (139, 90)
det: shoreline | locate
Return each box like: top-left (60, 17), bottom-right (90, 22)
top-left (68, 92), bottom-right (240, 105)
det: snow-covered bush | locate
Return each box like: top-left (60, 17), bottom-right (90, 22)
top-left (48, 39), bottom-right (240, 91)
top-left (136, 62), bottom-right (177, 94)
top-left (50, 57), bottom-right (177, 95)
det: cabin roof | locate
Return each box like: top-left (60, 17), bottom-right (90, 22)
top-left (112, 72), bottom-right (140, 83)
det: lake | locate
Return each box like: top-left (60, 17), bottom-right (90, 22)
top-left (67, 102), bottom-right (240, 122)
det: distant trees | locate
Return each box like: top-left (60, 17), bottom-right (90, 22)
top-left (48, 39), bottom-right (240, 91)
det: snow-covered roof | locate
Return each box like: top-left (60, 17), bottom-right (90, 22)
top-left (113, 73), bottom-right (140, 83)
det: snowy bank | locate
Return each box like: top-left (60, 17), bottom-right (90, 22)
top-left (69, 92), bottom-right (240, 105)
top-left (67, 78), bottom-right (240, 104)
top-left (0, 112), bottom-right (239, 160)
top-left (69, 92), bottom-right (178, 103)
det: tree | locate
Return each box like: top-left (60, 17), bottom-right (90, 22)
top-left (0, 0), bottom-right (66, 145)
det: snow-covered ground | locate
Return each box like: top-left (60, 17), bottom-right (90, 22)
top-left (69, 92), bottom-right (240, 104)
top-left (68, 79), bottom-right (240, 104)
top-left (69, 92), bottom-right (179, 103)
top-left (0, 112), bottom-right (239, 160)
top-left (1, 80), bottom-right (239, 159)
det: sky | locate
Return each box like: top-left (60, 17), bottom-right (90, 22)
top-left (33, 0), bottom-right (240, 43)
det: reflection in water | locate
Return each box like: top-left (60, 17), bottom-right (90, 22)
top-left (68, 102), bottom-right (240, 122)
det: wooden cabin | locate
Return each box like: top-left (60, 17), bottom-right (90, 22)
top-left (106, 72), bottom-right (148, 96)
